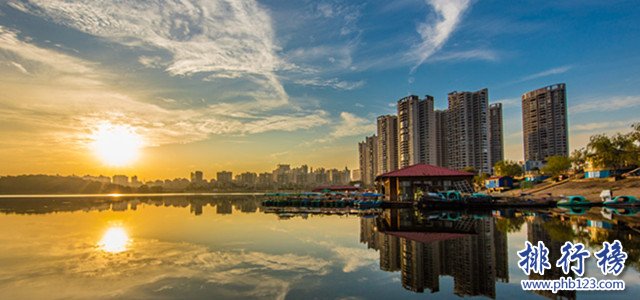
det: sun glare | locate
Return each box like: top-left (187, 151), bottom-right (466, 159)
top-left (91, 122), bottom-right (143, 166)
top-left (98, 226), bottom-right (130, 253)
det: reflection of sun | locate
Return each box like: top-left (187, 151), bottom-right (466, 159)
top-left (98, 226), bottom-right (130, 253)
top-left (90, 122), bottom-right (143, 166)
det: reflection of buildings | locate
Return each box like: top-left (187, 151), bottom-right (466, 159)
top-left (527, 217), bottom-right (576, 300)
top-left (216, 200), bottom-right (233, 215)
top-left (360, 210), bottom-right (509, 298)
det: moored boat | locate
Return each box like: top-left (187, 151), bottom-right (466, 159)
top-left (603, 195), bottom-right (639, 207)
top-left (557, 195), bottom-right (596, 207)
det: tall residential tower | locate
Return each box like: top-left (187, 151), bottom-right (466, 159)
top-left (522, 83), bottom-right (568, 162)
top-left (358, 135), bottom-right (378, 186)
top-left (488, 103), bottom-right (504, 169)
top-left (447, 89), bottom-right (490, 174)
top-left (377, 115), bottom-right (398, 174)
top-left (397, 95), bottom-right (436, 168)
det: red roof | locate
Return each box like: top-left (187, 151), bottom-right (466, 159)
top-left (376, 163), bottom-right (473, 179)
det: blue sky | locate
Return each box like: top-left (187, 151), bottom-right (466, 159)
top-left (0, 0), bottom-right (639, 178)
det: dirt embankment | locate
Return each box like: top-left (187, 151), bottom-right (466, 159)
top-left (497, 178), bottom-right (640, 200)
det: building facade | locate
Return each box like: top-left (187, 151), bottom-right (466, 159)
top-left (190, 171), bottom-right (204, 183)
top-left (377, 115), bottom-right (399, 174)
top-left (447, 88), bottom-right (490, 174)
top-left (216, 171), bottom-right (233, 184)
top-left (358, 135), bottom-right (378, 186)
top-left (434, 110), bottom-right (448, 167)
top-left (522, 83), bottom-right (568, 162)
top-left (488, 103), bottom-right (504, 171)
top-left (397, 95), bottom-right (436, 168)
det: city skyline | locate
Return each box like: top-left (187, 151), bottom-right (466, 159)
top-left (1, 1), bottom-right (640, 178)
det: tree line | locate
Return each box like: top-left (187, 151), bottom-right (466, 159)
top-left (491, 123), bottom-right (640, 179)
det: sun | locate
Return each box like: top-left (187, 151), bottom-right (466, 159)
top-left (90, 122), bottom-right (143, 166)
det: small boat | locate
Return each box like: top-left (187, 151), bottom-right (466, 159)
top-left (565, 206), bottom-right (589, 215)
top-left (602, 206), bottom-right (639, 217)
top-left (603, 195), bottom-right (639, 207)
top-left (557, 195), bottom-right (595, 207)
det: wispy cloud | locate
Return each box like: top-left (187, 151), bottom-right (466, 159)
top-left (306, 112), bottom-right (375, 145)
top-left (331, 112), bottom-right (376, 139)
top-left (0, 27), bottom-right (329, 151)
top-left (518, 65), bottom-right (572, 82)
top-left (491, 98), bottom-right (519, 107)
top-left (137, 55), bottom-right (167, 69)
top-left (10, 0), bottom-right (289, 106)
top-left (570, 95), bottom-right (640, 114)
top-left (572, 121), bottom-right (631, 132)
top-left (410, 0), bottom-right (472, 72)
top-left (430, 48), bottom-right (498, 62)
top-left (294, 77), bottom-right (365, 90)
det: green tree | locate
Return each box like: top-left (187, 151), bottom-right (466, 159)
top-left (474, 172), bottom-right (490, 187)
top-left (462, 166), bottom-right (477, 174)
top-left (570, 147), bottom-right (588, 171)
top-left (587, 129), bottom-right (639, 170)
top-left (493, 160), bottom-right (523, 177)
top-left (541, 156), bottom-right (571, 177)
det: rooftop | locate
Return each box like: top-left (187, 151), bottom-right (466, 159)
top-left (376, 163), bottom-right (473, 179)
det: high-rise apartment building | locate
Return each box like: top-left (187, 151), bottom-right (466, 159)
top-left (522, 83), bottom-right (568, 162)
top-left (190, 170), bottom-right (204, 183)
top-left (488, 103), bottom-right (504, 170)
top-left (447, 88), bottom-right (490, 174)
top-left (112, 175), bottom-right (129, 186)
top-left (397, 95), bottom-right (436, 168)
top-left (216, 171), bottom-right (233, 184)
top-left (358, 135), bottom-right (378, 186)
top-left (377, 115), bottom-right (398, 174)
top-left (434, 110), bottom-right (448, 167)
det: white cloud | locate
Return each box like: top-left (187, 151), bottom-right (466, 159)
top-left (138, 55), bottom-right (167, 69)
top-left (571, 121), bottom-right (630, 132)
top-left (410, 0), bottom-right (472, 72)
top-left (570, 95), bottom-right (640, 114)
top-left (0, 27), bottom-right (329, 151)
top-left (9, 61), bottom-right (30, 74)
top-left (331, 112), bottom-right (375, 139)
top-left (492, 98), bottom-right (519, 107)
top-left (294, 77), bottom-right (365, 90)
top-left (430, 48), bottom-right (498, 62)
top-left (518, 65), bottom-right (572, 82)
top-left (11, 0), bottom-right (289, 106)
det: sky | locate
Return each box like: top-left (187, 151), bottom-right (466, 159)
top-left (1, 0), bottom-right (639, 180)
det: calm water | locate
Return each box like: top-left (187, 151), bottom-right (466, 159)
top-left (0, 195), bottom-right (639, 299)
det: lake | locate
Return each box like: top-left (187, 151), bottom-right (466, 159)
top-left (0, 195), bottom-right (638, 299)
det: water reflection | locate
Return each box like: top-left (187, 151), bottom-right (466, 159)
top-left (98, 226), bottom-right (130, 253)
top-left (0, 195), bottom-right (638, 299)
top-left (361, 210), bottom-right (505, 298)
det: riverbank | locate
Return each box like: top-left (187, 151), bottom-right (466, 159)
top-left (495, 177), bottom-right (640, 200)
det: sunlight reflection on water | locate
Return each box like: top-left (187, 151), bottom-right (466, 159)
top-left (98, 226), bottom-right (130, 253)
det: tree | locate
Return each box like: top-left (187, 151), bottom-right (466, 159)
top-left (541, 156), bottom-right (571, 177)
top-left (474, 172), bottom-right (490, 188)
top-left (570, 147), bottom-right (588, 172)
top-left (462, 166), bottom-right (477, 174)
top-left (493, 160), bottom-right (523, 177)
top-left (587, 128), bottom-right (640, 170)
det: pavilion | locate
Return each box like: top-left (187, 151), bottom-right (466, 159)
top-left (375, 164), bottom-right (474, 202)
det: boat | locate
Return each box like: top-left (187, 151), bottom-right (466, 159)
top-left (603, 195), bottom-right (639, 207)
top-left (602, 206), bottom-right (639, 217)
top-left (557, 195), bottom-right (596, 207)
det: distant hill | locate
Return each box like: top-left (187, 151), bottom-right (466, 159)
top-left (0, 175), bottom-right (134, 194)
